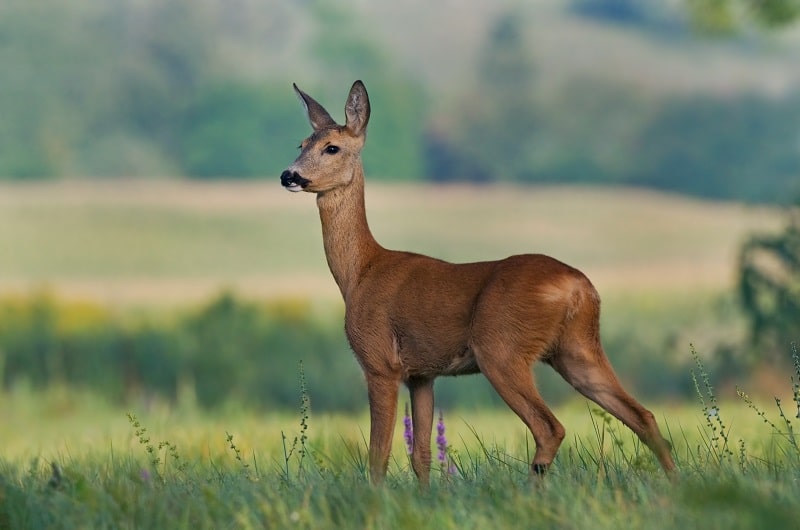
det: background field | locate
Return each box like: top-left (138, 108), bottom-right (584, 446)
top-left (0, 179), bottom-right (781, 305)
top-left (1, 180), bottom-right (787, 407)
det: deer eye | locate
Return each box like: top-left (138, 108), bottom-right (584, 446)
top-left (324, 145), bottom-right (340, 155)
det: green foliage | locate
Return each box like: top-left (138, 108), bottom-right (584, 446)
top-left (0, 291), bottom-right (365, 412)
top-left (689, 0), bottom-right (800, 32)
top-left (738, 210), bottom-right (800, 357)
top-left (178, 83), bottom-right (308, 178)
top-left (429, 11), bottom-right (539, 183)
top-left (1, 1), bottom-right (799, 203)
top-left (688, 0), bottom-right (740, 33)
top-left (425, 8), bottom-right (800, 203)
top-left (0, 289), bottom-right (722, 413)
top-left (749, 0), bottom-right (800, 27)
top-left (691, 345), bottom-right (735, 464)
top-left (630, 94), bottom-right (800, 203)
top-left (359, 79), bottom-right (427, 181)
top-left (302, 0), bottom-right (427, 180)
top-left (128, 413), bottom-right (189, 479)
top-left (0, 0), bottom-right (425, 180)
top-left (0, 0), bottom-right (215, 178)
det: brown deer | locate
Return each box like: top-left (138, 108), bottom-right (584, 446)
top-left (280, 80), bottom-right (676, 485)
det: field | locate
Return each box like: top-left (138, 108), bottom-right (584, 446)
top-left (0, 179), bottom-right (781, 304)
top-left (1, 180), bottom-right (796, 528)
top-left (2, 378), bottom-right (800, 529)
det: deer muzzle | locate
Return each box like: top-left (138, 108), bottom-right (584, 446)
top-left (280, 170), bottom-right (311, 192)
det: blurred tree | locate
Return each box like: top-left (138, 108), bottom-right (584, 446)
top-left (475, 11), bottom-right (539, 181)
top-left (533, 79), bottom-right (651, 185)
top-left (702, 0), bottom-right (800, 366)
top-left (303, 0), bottom-right (427, 180)
top-left (0, 0), bottom-right (311, 179)
top-left (108, 1), bottom-right (213, 141)
top-left (178, 84), bottom-right (306, 178)
top-left (688, 0), bottom-right (800, 32)
top-left (738, 209), bottom-right (800, 359)
top-left (0, 0), bottom-right (218, 178)
top-left (428, 10), bottom-right (539, 182)
top-left (360, 80), bottom-right (427, 181)
top-left (571, 0), bottom-right (687, 35)
top-left (0, 2), bottom-right (87, 178)
top-left (630, 94), bottom-right (800, 202)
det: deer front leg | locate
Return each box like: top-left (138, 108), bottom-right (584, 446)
top-left (408, 377), bottom-right (435, 487)
top-left (366, 374), bottom-right (400, 485)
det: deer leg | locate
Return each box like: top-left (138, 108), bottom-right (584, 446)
top-left (408, 377), bottom-right (435, 487)
top-left (366, 374), bottom-right (400, 485)
top-left (478, 352), bottom-right (565, 476)
top-left (549, 343), bottom-right (676, 474)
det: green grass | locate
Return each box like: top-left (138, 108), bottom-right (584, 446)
top-left (0, 181), bottom-right (794, 527)
top-left (2, 386), bottom-right (800, 529)
top-left (3, 345), bottom-right (800, 529)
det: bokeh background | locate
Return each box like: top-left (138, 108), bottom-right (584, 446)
top-left (1, 0), bottom-right (799, 413)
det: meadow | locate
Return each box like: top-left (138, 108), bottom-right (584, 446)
top-left (0, 180), bottom-right (796, 528)
top-left (2, 362), bottom-right (800, 529)
top-left (0, 179), bottom-right (782, 305)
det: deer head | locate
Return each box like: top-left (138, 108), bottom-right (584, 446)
top-left (281, 80), bottom-right (371, 194)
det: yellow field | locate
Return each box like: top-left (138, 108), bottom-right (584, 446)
top-left (0, 180), bottom-right (782, 307)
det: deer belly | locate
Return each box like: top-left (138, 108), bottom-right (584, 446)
top-left (443, 347), bottom-right (480, 376)
top-left (396, 331), bottom-right (479, 378)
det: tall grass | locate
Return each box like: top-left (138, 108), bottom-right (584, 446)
top-left (2, 346), bottom-right (800, 529)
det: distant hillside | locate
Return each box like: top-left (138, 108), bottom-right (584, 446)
top-left (1, 0), bottom-right (799, 202)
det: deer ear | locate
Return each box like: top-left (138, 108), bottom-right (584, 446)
top-left (293, 83), bottom-right (337, 132)
top-left (344, 80), bottom-right (370, 137)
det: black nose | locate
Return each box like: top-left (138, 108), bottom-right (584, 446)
top-left (280, 170), bottom-right (310, 189)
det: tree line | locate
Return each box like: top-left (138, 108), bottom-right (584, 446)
top-left (1, 1), bottom-right (798, 203)
top-left (0, 290), bottom-right (702, 412)
top-left (1, 273), bottom-right (793, 412)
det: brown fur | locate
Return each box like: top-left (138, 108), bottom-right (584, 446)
top-left (281, 80), bottom-right (676, 485)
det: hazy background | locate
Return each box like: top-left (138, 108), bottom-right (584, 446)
top-left (3, 0), bottom-right (800, 201)
top-left (1, 0), bottom-right (798, 412)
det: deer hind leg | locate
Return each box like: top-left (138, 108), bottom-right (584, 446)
top-left (407, 377), bottom-right (435, 487)
top-left (366, 374), bottom-right (401, 485)
top-left (549, 335), bottom-right (676, 474)
top-left (476, 346), bottom-right (565, 476)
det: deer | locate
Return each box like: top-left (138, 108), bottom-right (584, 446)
top-left (280, 80), bottom-right (676, 486)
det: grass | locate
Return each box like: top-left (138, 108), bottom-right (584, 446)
top-left (0, 405), bottom-right (797, 529)
top-left (0, 180), bottom-right (794, 526)
top-left (2, 348), bottom-right (800, 529)
top-left (0, 180), bottom-right (781, 306)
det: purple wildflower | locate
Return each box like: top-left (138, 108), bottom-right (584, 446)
top-left (436, 409), bottom-right (447, 463)
top-left (436, 410), bottom-right (457, 475)
top-left (403, 402), bottom-right (414, 455)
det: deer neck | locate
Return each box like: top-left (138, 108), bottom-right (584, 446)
top-left (316, 164), bottom-right (381, 300)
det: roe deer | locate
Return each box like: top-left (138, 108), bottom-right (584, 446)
top-left (280, 80), bottom-right (676, 485)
